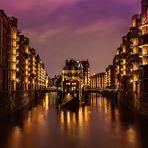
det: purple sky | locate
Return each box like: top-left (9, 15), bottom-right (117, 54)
top-left (0, 0), bottom-right (141, 77)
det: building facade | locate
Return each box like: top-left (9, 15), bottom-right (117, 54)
top-left (105, 65), bottom-right (114, 88)
top-left (90, 1), bottom-right (148, 97)
top-left (62, 59), bottom-right (90, 92)
top-left (90, 73), bottom-right (105, 89)
top-left (113, 2), bottom-right (148, 98)
top-left (0, 10), bottom-right (18, 99)
top-left (0, 10), bottom-right (10, 99)
top-left (0, 10), bottom-right (48, 115)
top-left (36, 55), bottom-right (46, 90)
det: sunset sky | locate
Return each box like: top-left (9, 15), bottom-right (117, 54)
top-left (0, 0), bottom-right (141, 77)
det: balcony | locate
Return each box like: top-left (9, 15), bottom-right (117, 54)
top-left (130, 54), bottom-right (140, 62)
top-left (24, 53), bottom-right (29, 59)
top-left (139, 34), bottom-right (148, 46)
top-left (120, 52), bottom-right (127, 58)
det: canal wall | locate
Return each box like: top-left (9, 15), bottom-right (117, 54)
top-left (0, 90), bottom-right (45, 119)
top-left (117, 91), bottom-right (148, 118)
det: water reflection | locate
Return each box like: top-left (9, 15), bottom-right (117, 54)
top-left (0, 92), bottom-right (148, 148)
top-left (59, 105), bottom-right (90, 139)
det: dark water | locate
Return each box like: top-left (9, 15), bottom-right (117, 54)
top-left (0, 93), bottom-right (148, 148)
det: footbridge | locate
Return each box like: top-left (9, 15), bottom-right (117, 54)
top-left (39, 86), bottom-right (59, 93)
top-left (84, 88), bottom-right (118, 93)
top-left (39, 87), bottom-right (117, 93)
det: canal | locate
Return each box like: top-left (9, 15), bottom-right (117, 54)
top-left (0, 93), bottom-right (148, 148)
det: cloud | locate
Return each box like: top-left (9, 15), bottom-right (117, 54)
top-left (0, 0), bottom-right (79, 12)
top-left (112, 0), bottom-right (140, 4)
top-left (23, 28), bottom-right (61, 43)
top-left (0, 0), bottom-right (141, 76)
top-left (74, 18), bottom-right (126, 36)
top-left (0, 0), bottom-right (140, 30)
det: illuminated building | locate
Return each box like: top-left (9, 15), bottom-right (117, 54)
top-left (91, 73), bottom-right (105, 89)
top-left (90, 67), bottom-right (114, 90)
top-left (0, 10), bottom-right (10, 99)
top-left (113, 47), bottom-right (121, 89)
top-left (0, 10), bottom-right (48, 106)
top-left (113, 14), bottom-right (141, 93)
top-left (105, 65), bottom-right (114, 88)
top-left (60, 59), bottom-right (90, 106)
top-left (9, 17), bottom-right (18, 97)
top-left (62, 59), bottom-right (89, 92)
top-left (17, 36), bottom-right (47, 93)
top-left (55, 75), bottom-right (62, 90)
top-left (129, 15), bottom-right (141, 95)
top-left (97, 73), bottom-right (105, 88)
top-left (81, 60), bottom-right (90, 89)
top-left (0, 10), bottom-right (18, 99)
top-left (45, 74), bottom-right (49, 88)
top-left (29, 48), bottom-right (36, 91)
top-left (90, 74), bottom-right (96, 88)
top-left (62, 59), bottom-right (90, 90)
top-left (112, 0), bottom-right (148, 98)
top-left (36, 55), bottom-right (46, 90)
top-left (17, 35), bottom-right (30, 92)
top-left (139, 0), bottom-right (148, 96)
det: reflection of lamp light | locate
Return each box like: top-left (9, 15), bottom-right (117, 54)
top-left (130, 79), bottom-right (133, 83)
